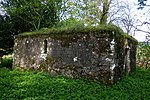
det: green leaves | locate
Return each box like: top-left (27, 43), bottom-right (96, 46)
top-left (136, 43), bottom-right (150, 69)
top-left (61, 0), bottom-right (111, 26)
top-left (1, 0), bottom-right (62, 31)
top-left (0, 0), bottom-right (62, 51)
top-left (0, 67), bottom-right (150, 99)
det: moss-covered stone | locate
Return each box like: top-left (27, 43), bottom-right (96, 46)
top-left (16, 25), bottom-right (137, 44)
top-left (13, 25), bottom-right (137, 85)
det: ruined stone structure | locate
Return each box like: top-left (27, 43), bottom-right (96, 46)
top-left (13, 27), bottom-right (137, 85)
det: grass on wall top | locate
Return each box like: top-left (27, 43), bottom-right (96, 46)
top-left (18, 24), bottom-right (118, 35)
top-left (16, 24), bottom-right (138, 44)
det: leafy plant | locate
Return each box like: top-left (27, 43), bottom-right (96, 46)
top-left (136, 43), bottom-right (150, 69)
top-left (0, 67), bottom-right (150, 99)
top-left (0, 55), bottom-right (13, 69)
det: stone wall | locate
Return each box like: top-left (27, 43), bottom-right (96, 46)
top-left (13, 28), bottom-right (137, 85)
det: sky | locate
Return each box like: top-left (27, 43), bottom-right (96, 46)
top-left (0, 0), bottom-right (150, 42)
top-left (124, 0), bottom-right (150, 42)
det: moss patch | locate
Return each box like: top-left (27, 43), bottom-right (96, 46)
top-left (16, 25), bottom-right (137, 44)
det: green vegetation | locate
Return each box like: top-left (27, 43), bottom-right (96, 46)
top-left (0, 0), bottom-right (62, 53)
top-left (0, 55), bottom-right (13, 69)
top-left (0, 66), bottom-right (150, 99)
top-left (0, 49), bottom-right (149, 99)
top-left (136, 43), bottom-right (150, 69)
top-left (17, 24), bottom-right (137, 44)
top-left (18, 24), bottom-right (120, 36)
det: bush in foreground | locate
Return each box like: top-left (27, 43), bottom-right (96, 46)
top-left (0, 67), bottom-right (150, 100)
top-left (0, 55), bottom-right (13, 69)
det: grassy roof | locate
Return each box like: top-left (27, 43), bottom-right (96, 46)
top-left (16, 24), bottom-right (138, 43)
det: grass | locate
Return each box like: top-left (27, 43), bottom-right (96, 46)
top-left (18, 25), bottom-right (120, 36)
top-left (0, 57), bottom-right (149, 99)
top-left (0, 66), bottom-right (150, 100)
top-left (17, 25), bottom-right (137, 44)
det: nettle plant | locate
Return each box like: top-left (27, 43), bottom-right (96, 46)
top-left (136, 43), bottom-right (150, 69)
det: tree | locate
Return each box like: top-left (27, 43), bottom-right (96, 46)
top-left (138, 0), bottom-right (147, 6)
top-left (0, 0), bottom-right (62, 53)
top-left (109, 1), bottom-right (138, 35)
top-left (61, 0), bottom-right (112, 26)
top-left (0, 14), bottom-right (13, 52)
top-left (137, 0), bottom-right (150, 9)
top-left (1, 0), bottom-right (62, 32)
top-left (54, 17), bottom-right (84, 29)
top-left (135, 0), bottom-right (150, 42)
top-left (100, 0), bottom-right (112, 24)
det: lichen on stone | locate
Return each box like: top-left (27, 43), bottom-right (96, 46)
top-left (13, 25), bottom-right (137, 85)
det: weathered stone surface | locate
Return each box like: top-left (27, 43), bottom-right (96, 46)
top-left (13, 30), bottom-right (137, 85)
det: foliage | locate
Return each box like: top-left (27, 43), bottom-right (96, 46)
top-left (136, 42), bottom-right (150, 69)
top-left (0, 0), bottom-right (62, 31)
top-left (0, 67), bottom-right (150, 99)
top-left (17, 24), bottom-right (137, 46)
top-left (61, 0), bottom-right (112, 26)
top-left (138, 0), bottom-right (147, 9)
top-left (0, 14), bottom-right (13, 51)
top-left (0, 0), bottom-right (62, 52)
top-left (54, 17), bottom-right (84, 29)
top-left (138, 0), bottom-right (147, 6)
top-left (18, 24), bottom-right (121, 36)
top-left (0, 55), bottom-right (13, 69)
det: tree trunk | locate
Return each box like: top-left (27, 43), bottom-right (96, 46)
top-left (100, 0), bottom-right (111, 24)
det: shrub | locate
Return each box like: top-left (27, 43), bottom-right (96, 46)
top-left (136, 43), bottom-right (150, 69)
top-left (0, 55), bottom-right (13, 69)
